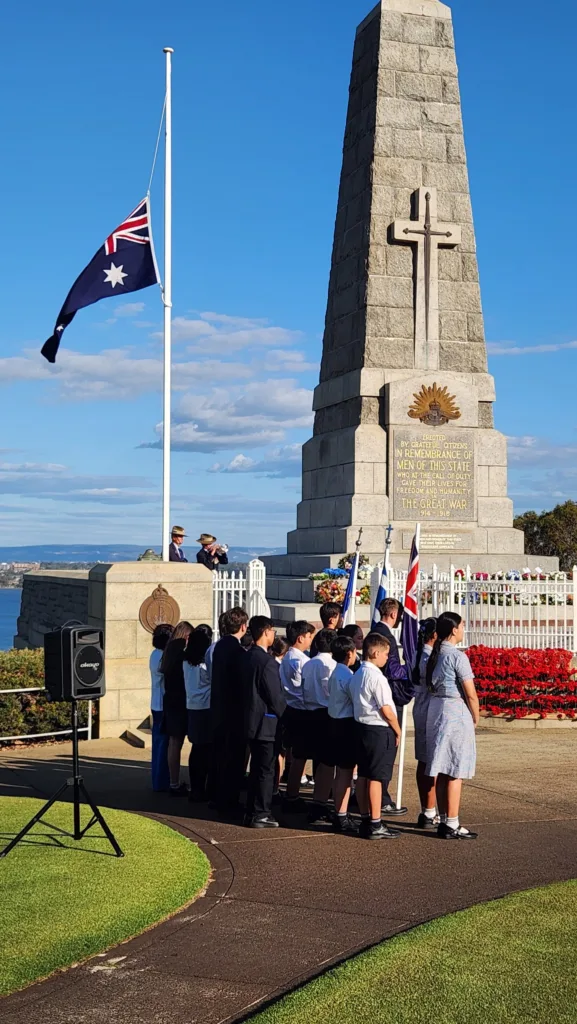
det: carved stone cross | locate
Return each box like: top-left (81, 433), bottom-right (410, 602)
top-left (392, 187), bottom-right (461, 371)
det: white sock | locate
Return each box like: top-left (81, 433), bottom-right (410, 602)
top-left (423, 807), bottom-right (437, 820)
top-left (446, 816), bottom-right (459, 830)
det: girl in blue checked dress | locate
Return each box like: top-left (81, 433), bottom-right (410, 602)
top-left (425, 612), bottom-right (480, 841)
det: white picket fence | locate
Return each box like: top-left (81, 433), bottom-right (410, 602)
top-left (212, 559), bottom-right (270, 638)
top-left (370, 565), bottom-right (577, 652)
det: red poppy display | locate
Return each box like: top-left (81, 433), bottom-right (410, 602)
top-left (469, 646), bottom-right (577, 720)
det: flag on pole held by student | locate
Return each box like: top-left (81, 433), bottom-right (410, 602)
top-left (342, 551), bottom-right (360, 628)
top-left (371, 560), bottom-right (388, 629)
top-left (41, 197), bottom-right (159, 363)
top-left (400, 525), bottom-right (420, 672)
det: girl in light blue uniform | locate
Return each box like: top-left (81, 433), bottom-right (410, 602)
top-left (425, 612), bottom-right (480, 841)
top-left (411, 618), bottom-right (437, 830)
top-left (184, 624), bottom-right (213, 802)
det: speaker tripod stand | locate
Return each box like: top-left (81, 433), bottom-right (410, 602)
top-left (1, 701), bottom-right (123, 859)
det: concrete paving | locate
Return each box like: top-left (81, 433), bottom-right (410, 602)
top-left (1, 729), bottom-right (576, 1024)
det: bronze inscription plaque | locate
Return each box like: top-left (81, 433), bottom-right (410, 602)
top-left (393, 427), bottom-right (475, 522)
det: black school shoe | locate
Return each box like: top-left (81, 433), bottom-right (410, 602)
top-left (381, 803), bottom-right (408, 816)
top-left (307, 802), bottom-right (333, 824)
top-left (367, 821), bottom-right (401, 840)
top-left (169, 783), bottom-right (189, 798)
top-left (437, 822), bottom-right (478, 840)
top-left (249, 816), bottom-right (280, 829)
top-left (332, 814), bottom-right (359, 834)
top-left (417, 812), bottom-right (440, 830)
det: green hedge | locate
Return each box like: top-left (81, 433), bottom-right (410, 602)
top-left (0, 650), bottom-right (90, 741)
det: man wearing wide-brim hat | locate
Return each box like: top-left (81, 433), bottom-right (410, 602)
top-left (169, 526), bottom-right (188, 562)
top-left (196, 533), bottom-right (229, 571)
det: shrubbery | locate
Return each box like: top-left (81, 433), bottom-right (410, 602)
top-left (0, 649), bottom-right (90, 741)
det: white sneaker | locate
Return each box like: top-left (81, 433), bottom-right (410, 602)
top-left (300, 775), bottom-right (308, 785)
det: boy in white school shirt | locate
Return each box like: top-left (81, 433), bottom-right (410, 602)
top-left (327, 635), bottom-right (358, 833)
top-left (350, 632), bottom-right (402, 840)
top-left (280, 620), bottom-right (316, 810)
top-left (301, 628), bottom-right (338, 823)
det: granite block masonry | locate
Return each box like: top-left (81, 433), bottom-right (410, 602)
top-left (15, 562), bottom-right (213, 741)
top-left (265, 0), bottom-right (556, 618)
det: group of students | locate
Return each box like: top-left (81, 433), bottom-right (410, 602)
top-left (149, 598), bottom-right (480, 840)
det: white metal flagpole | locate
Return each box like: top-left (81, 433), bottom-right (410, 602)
top-left (161, 47), bottom-right (173, 562)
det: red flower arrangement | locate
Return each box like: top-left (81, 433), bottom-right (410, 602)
top-left (469, 646), bottom-right (577, 720)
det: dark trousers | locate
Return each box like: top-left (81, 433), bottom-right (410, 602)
top-left (246, 738), bottom-right (277, 820)
top-left (151, 710), bottom-right (170, 792)
top-left (189, 743), bottom-right (211, 798)
top-left (211, 727), bottom-right (247, 810)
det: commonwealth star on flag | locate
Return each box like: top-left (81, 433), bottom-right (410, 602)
top-left (41, 197), bottom-right (159, 363)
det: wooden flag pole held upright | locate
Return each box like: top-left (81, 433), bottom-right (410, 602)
top-left (161, 47), bottom-right (174, 562)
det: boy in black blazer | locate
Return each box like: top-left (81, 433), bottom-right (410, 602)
top-left (243, 616), bottom-right (287, 828)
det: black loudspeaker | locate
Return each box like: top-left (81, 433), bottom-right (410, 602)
top-left (44, 626), bottom-right (105, 701)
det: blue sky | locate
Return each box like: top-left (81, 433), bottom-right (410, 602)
top-left (1, 0), bottom-right (576, 548)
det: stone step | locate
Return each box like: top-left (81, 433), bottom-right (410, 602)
top-left (269, 600), bottom-right (372, 627)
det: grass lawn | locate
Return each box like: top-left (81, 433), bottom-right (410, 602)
top-left (251, 880), bottom-right (577, 1024)
top-left (0, 796), bottom-right (210, 996)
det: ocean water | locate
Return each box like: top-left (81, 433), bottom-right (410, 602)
top-left (0, 590), bottom-right (21, 650)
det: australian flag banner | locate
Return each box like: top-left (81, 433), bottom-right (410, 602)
top-left (41, 197), bottom-right (159, 363)
top-left (400, 526), bottom-right (420, 672)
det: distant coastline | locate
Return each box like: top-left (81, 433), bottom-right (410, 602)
top-left (0, 545), bottom-right (285, 590)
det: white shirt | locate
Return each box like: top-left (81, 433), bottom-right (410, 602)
top-left (302, 653), bottom-right (336, 711)
top-left (280, 647), bottom-right (309, 710)
top-left (149, 649), bottom-right (164, 712)
top-left (350, 661), bottom-right (396, 727)
top-left (328, 663), bottom-right (354, 720)
top-left (184, 662), bottom-right (211, 711)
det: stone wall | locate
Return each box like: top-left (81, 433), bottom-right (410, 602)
top-left (15, 571), bottom-right (90, 650)
top-left (13, 563), bottom-right (213, 742)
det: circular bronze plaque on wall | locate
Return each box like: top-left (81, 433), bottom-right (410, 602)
top-left (139, 585), bottom-right (181, 633)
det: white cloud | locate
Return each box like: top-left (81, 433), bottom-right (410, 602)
top-left (0, 312), bottom-right (312, 404)
top-left (208, 444), bottom-right (302, 478)
top-left (114, 302), bottom-right (146, 316)
top-left (263, 349), bottom-right (319, 373)
top-left (0, 462), bottom-right (66, 473)
top-left (507, 436), bottom-right (577, 512)
top-left (199, 311), bottom-right (268, 329)
top-left (488, 340), bottom-right (577, 356)
top-left (141, 381), bottom-right (313, 454)
top-left (0, 463), bottom-right (155, 505)
top-left (164, 315), bottom-right (302, 352)
top-left (0, 347), bottom-right (251, 400)
top-left (507, 435), bottom-right (577, 466)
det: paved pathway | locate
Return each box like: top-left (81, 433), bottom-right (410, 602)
top-left (1, 730), bottom-right (576, 1024)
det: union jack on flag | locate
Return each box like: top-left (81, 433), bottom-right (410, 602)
top-left (400, 527), bottom-right (420, 672)
top-left (105, 199), bottom-right (152, 255)
top-left (42, 196), bottom-right (159, 363)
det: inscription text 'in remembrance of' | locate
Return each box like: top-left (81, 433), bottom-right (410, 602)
top-left (392, 428), bottom-right (475, 522)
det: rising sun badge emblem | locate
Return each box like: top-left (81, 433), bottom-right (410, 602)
top-left (408, 383), bottom-right (461, 427)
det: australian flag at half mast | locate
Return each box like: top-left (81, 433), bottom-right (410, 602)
top-left (41, 197), bottom-right (159, 363)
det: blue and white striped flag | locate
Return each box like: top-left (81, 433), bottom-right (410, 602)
top-left (342, 551), bottom-right (360, 627)
top-left (371, 562), bottom-right (388, 629)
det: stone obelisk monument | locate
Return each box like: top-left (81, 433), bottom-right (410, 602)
top-left (265, 0), bottom-right (552, 620)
